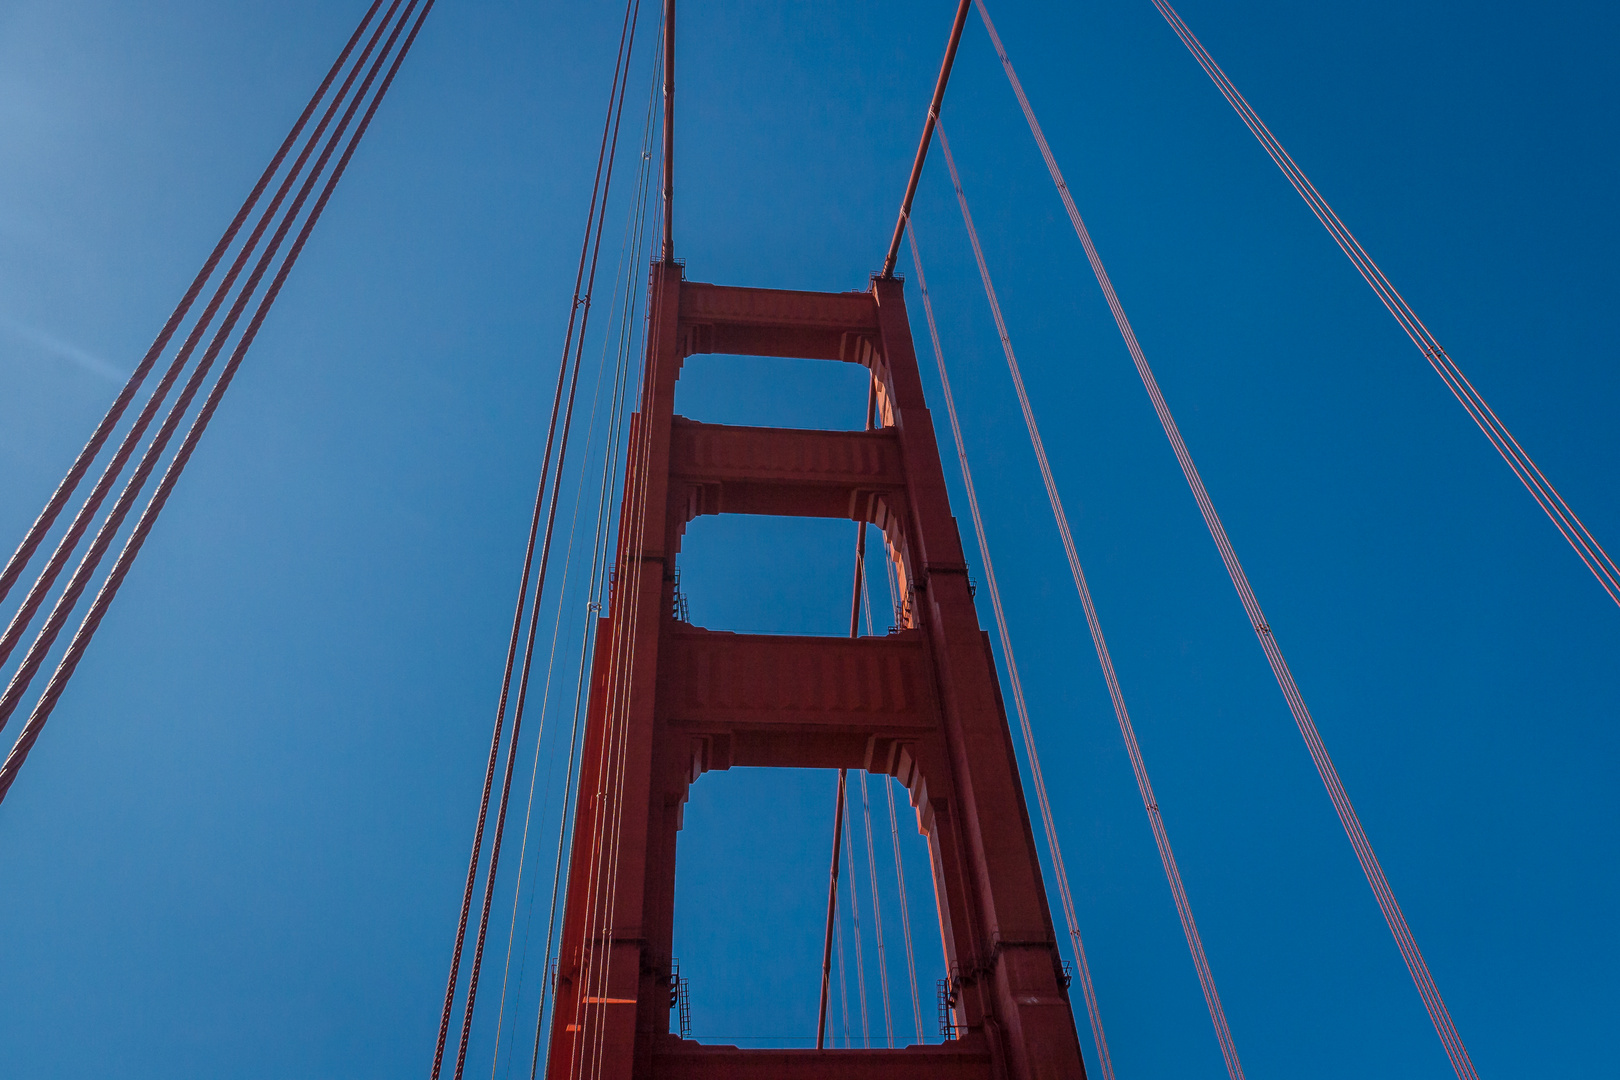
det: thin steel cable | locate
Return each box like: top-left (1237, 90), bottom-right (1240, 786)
top-left (490, 158), bottom-right (645, 1080)
top-left (858, 771), bottom-right (894, 1047)
top-left (562, 334), bottom-right (646, 1080)
top-left (844, 795), bottom-right (871, 1048)
top-left (571, 37), bottom-right (681, 1065)
top-left (956, 18), bottom-right (1252, 1064)
top-left (526, 195), bottom-right (653, 1080)
top-left (527, 43), bottom-right (664, 1080)
top-left (845, 392), bottom-right (885, 1048)
top-left (452, 8), bottom-right (645, 1079)
top-left (567, 303), bottom-right (655, 1080)
top-left (0, 0), bottom-right (436, 806)
top-left (1148, 0), bottom-right (1617, 609)
top-left (494, 61), bottom-right (661, 1080)
top-left (573, 275), bottom-right (660, 1080)
top-left (574, 103), bottom-right (679, 1072)
top-left (860, 540), bottom-right (926, 1047)
top-left (904, 215), bottom-right (1115, 1080)
top-left (820, 387), bottom-right (881, 1049)
top-left (567, 149), bottom-right (670, 1080)
top-left (974, 6), bottom-right (1479, 1074)
top-left (936, 113), bottom-right (1243, 1075)
top-left (834, 904), bottom-right (853, 1047)
top-left (883, 778), bottom-right (925, 1046)
top-left (577, 357), bottom-right (654, 1080)
top-left (0, 0), bottom-right (387, 612)
top-left (430, 4), bottom-right (640, 1076)
top-left (817, 768), bottom-right (850, 1049)
top-left (0, 0), bottom-right (405, 686)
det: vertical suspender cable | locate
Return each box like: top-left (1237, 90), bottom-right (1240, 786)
top-left (857, 770), bottom-right (894, 1047)
top-left (660, 0), bottom-right (674, 263)
top-left (525, 175), bottom-right (656, 1080)
top-left (934, 117), bottom-right (1245, 1079)
top-left (0, 0), bottom-right (436, 806)
top-left (835, 904), bottom-right (853, 1046)
top-left (575, 123), bottom-right (678, 1080)
top-left (492, 50), bottom-right (662, 1079)
top-left (565, 116), bottom-right (676, 1076)
top-left (818, 378), bottom-right (879, 1049)
top-left (816, 768), bottom-right (850, 1049)
top-left (844, 795), bottom-right (871, 1047)
top-left (0, 0), bottom-right (386, 611)
top-left (429, 2), bottom-right (638, 1075)
top-left (885, 773), bottom-right (925, 1045)
top-left (905, 218), bottom-right (1116, 1080)
top-left (577, 13), bottom-right (686, 1065)
top-left (526, 30), bottom-right (665, 1080)
top-left (433, 3), bottom-right (644, 1078)
top-left (852, 500), bottom-right (894, 1049)
top-left (859, 541), bottom-right (926, 1047)
top-left (971, 6), bottom-right (1478, 1076)
top-left (1147, 0), bottom-right (1618, 609)
top-left (448, 4), bottom-right (644, 1076)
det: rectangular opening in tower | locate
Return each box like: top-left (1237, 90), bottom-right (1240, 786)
top-left (676, 515), bottom-right (878, 637)
top-left (674, 352), bottom-right (873, 431)
top-left (671, 765), bottom-right (945, 1050)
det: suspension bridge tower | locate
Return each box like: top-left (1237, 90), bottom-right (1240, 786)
top-left (541, 252), bottom-right (1090, 1079)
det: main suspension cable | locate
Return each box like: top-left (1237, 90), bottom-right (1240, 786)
top-left (0, 0), bottom-right (387, 613)
top-left (0, 0), bottom-right (403, 686)
top-left (972, 5), bottom-right (1478, 1075)
top-left (0, 0), bottom-right (435, 806)
top-left (904, 216), bottom-right (1115, 1080)
top-left (1148, 0), bottom-right (1617, 609)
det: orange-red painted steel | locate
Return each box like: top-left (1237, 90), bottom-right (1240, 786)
top-left (881, 0), bottom-right (973, 279)
top-left (542, 265), bottom-right (1088, 1080)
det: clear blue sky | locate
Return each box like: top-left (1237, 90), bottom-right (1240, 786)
top-left (1, 1), bottom-right (1615, 1077)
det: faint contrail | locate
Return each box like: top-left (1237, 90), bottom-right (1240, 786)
top-left (0, 313), bottom-right (128, 383)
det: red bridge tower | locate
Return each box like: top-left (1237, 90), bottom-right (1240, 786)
top-left (543, 261), bottom-right (1090, 1080)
